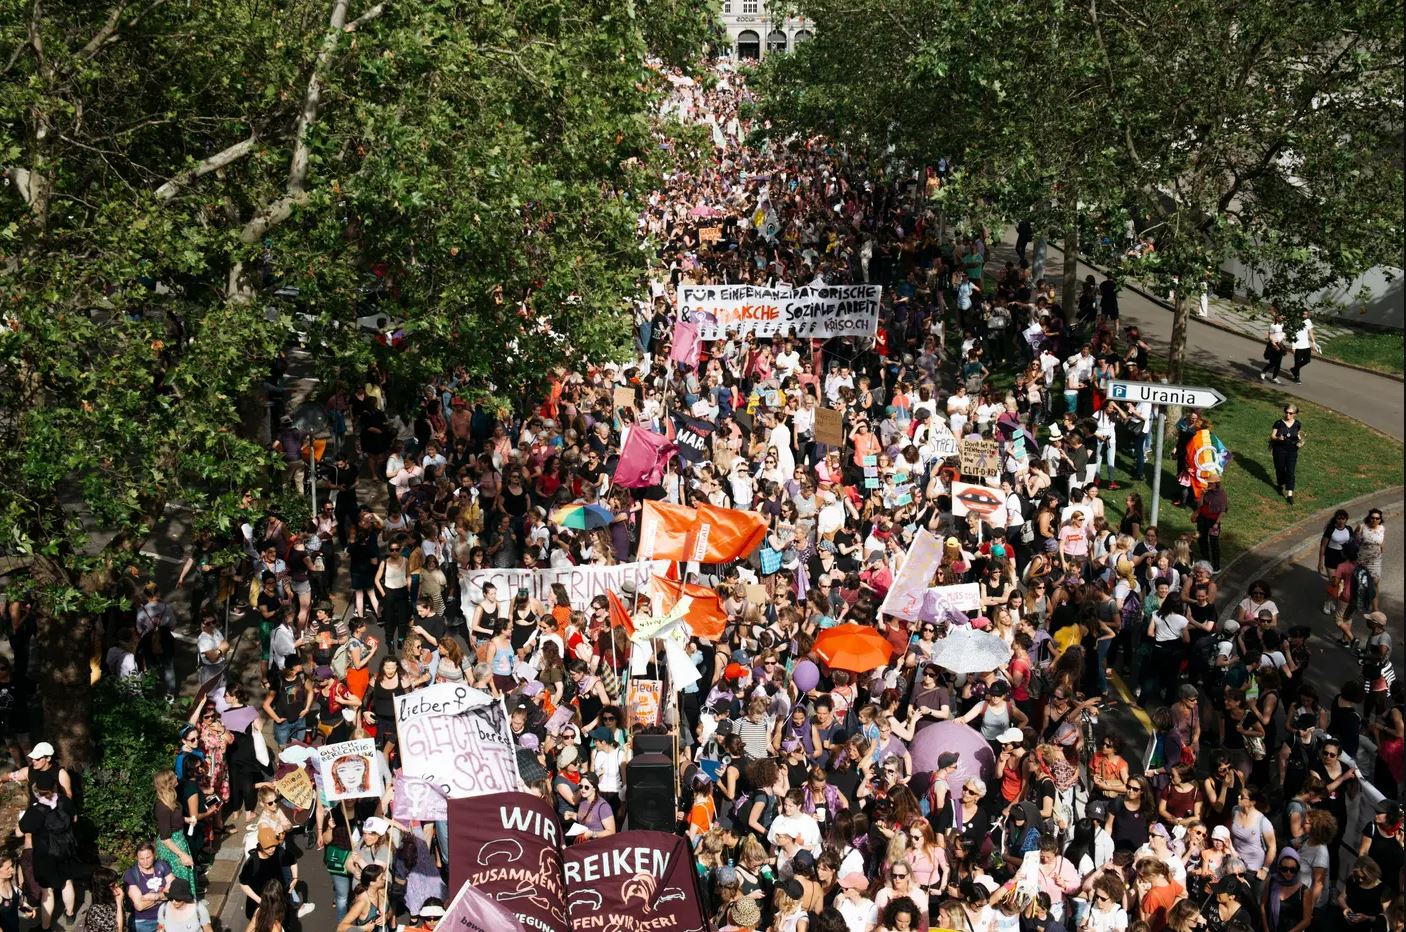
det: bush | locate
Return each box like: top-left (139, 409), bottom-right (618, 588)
top-left (79, 674), bottom-right (181, 863)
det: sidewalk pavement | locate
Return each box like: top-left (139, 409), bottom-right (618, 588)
top-left (992, 235), bottom-right (1406, 440)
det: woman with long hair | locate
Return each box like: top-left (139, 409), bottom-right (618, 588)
top-left (336, 864), bottom-right (386, 932)
top-left (81, 867), bottom-right (124, 932)
top-left (246, 880), bottom-right (287, 932)
top-left (154, 769), bottom-right (197, 888)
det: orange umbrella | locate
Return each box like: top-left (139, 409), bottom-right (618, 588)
top-left (813, 623), bottom-right (894, 673)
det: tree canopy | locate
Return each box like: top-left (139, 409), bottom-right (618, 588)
top-left (0, 0), bottom-right (712, 760)
top-left (760, 0), bottom-right (1404, 375)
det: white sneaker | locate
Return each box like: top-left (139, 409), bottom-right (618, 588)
top-left (1270, 377), bottom-right (1281, 384)
top-left (297, 904), bottom-right (316, 918)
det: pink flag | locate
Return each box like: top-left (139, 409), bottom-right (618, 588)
top-left (669, 320), bottom-right (701, 368)
top-left (438, 877), bottom-right (527, 932)
top-left (612, 427), bottom-right (676, 488)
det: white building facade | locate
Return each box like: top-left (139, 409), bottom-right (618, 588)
top-left (718, 0), bottom-right (813, 59)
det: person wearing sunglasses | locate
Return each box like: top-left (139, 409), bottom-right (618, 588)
top-left (1269, 405), bottom-right (1304, 504)
top-left (1234, 581), bottom-right (1279, 631)
top-left (1262, 849), bottom-right (1309, 932)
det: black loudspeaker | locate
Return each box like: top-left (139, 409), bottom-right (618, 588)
top-left (625, 752), bottom-right (676, 831)
top-left (632, 734), bottom-right (673, 756)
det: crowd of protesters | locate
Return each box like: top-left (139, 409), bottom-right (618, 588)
top-left (0, 59), bottom-right (1398, 932)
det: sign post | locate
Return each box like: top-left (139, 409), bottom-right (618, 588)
top-left (1106, 380), bottom-right (1224, 527)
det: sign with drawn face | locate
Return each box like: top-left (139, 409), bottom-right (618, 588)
top-left (316, 739), bottom-right (383, 802)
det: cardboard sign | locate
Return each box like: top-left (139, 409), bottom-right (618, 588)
top-left (698, 225), bottom-right (722, 244)
top-left (744, 583), bottom-right (769, 606)
top-left (275, 767), bottom-right (314, 811)
top-left (814, 407), bottom-right (844, 447)
top-left (959, 439), bottom-right (1000, 477)
top-left (928, 421), bottom-right (959, 458)
top-left (613, 385), bottom-right (636, 413)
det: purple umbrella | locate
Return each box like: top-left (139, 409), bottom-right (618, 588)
top-left (909, 720), bottom-right (996, 800)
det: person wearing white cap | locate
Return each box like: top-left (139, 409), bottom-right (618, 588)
top-left (6, 741), bottom-right (72, 800)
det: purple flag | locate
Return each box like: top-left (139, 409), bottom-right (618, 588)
top-left (612, 427), bottom-right (676, 489)
top-left (438, 877), bottom-right (528, 932)
top-left (668, 320), bottom-right (701, 368)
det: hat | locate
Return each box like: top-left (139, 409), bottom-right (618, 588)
top-left (944, 537), bottom-right (960, 549)
top-left (987, 679), bottom-right (1009, 697)
top-left (362, 817), bottom-right (390, 836)
top-left (716, 866), bottom-right (739, 887)
top-left (730, 648), bottom-right (752, 664)
top-left (971, 615), bottom-right (991, 630)
top-left (1149, 822), bottom-right (1170, 839)
top-left (557, 746), bottom-right (579, 769)
top-left (731, 897), bottom-right (762, 928)
top-left (257, 825), bottom-right (282, 849)
top-left (167, 878), bottom-right (195, 903)
top-left (589, 727), bottom-right (617, 744)
top-left (1086, 800), bottom-right (1109, 822)
top-left (997, 726), bottom-right (1024, 744)
top-left (519, 733), bottom-right (540, 751)
top-left (840, 872), bottom-right (869, 891)
top-left (418, 904), bottom-right (447, 918)
top-left (937, 751), bottom-right (960, 770)
top-left (723, 662), bottom-right (750, 681)
top-left (1294, 713), bottom-right (1317, 730)
top-left (1375, 798), bottom-right (1403, 819)
top-left (781, 878), bottom-right (805, 901)
top-left (26, 742), bottom-right (54, 759)
top-left (791, 850), bottom-right (816, 873)
top-left (520, 680), bottom-right (545, 697)
top-left (517, 748), bottom-right (547, 784)
top-left (1365, 610), bottom-right (1388, 626)
top-left (1211, 825), bottom-right (1231, 841)
top-left (1221, 619), bottom-right (1241, 635)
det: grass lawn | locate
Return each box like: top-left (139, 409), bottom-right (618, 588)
top-left (1091, 366), bottom-right (1402, 565)
top-left (1320, 329), bottom-right (1404, 376)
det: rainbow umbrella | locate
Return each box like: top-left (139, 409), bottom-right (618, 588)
top-left (550, 503), bottom-right (614, 531)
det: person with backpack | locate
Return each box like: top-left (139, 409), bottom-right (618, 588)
top-left (18, 784), bottom-right (79, 929)
top-left (1278, 713), bottom-right (1324, 803)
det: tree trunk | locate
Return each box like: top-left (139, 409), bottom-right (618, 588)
top-left (1061, 210), bottom-right (1079, 315)
top-left (36, 609), bottom-right (97, 768)
top-left (1167, 284), bottom-right (1189, 385)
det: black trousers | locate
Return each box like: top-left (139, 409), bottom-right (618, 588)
top-left (1196, 514), bottom-right (1222, 570)
top-left (1272, 447), bottom-right (1299, 492)
top-left (1290, 347), bottom-right (1312, 379)
top-left (1261, 346), bottom-right (1285, 378)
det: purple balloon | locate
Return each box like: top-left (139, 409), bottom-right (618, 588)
top-left (909, 721), bottom-right (996, 800)
top-left (792, 659), bottom-right (820, 693)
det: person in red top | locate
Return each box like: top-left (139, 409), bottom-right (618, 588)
top-left (1136, 857), bottom-right (1185, 931)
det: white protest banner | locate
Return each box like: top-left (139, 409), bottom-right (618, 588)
top-left (461, 560), bottom-right (665, 610)
top-left (395, 686), bottom-right (520, 799)
top-left (676, 283), bottom-right (881, 340)
top-left (927, 421), bottom-right (958, 458)
top-left (922, 582), bottom-right (982, 622)
top-left (880, 529), bottom-right (942, 621)
top-left (317, 739), bottom-right (384, 801)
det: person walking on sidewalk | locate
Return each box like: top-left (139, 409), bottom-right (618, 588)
top-left (1195, 474), bottom-right (1229, 572)
top-left (1269, 405), bottom-right (1304, 504)
top-left (1259, 307), bottom-right (1287, 383)
top-left (1287, 309), bottom-right (1321, 384)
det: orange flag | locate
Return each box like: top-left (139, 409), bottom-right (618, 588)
top-left (637, 500), bottom-right (697, 561)
top-left (652, 575), bottom-right (728, 640)
top-left (695, 503), bottom-right (768, 563)
top-left (605, 589), bottom-right (636, 639)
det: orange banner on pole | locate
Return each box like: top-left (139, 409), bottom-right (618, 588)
top-left (651, 575), bottom-right (728, 640)
top-left (694, 503), bottom-right (767, 563)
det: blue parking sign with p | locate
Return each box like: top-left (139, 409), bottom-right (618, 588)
top-left (1111, 383), bottom-right (1127, 399)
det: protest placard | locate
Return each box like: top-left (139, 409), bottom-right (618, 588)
top-left (698, 225), bottom-right (722, 244)
top-left (396, 686), bottom-right (520, 799)
top-left (928, 421), bottom-right (958, 458)
top-left (959, 439), bottom-right (1000, 477)
top-left (461, 561), bottom-right (665, 610)
top-left (627, 679), bottom-right (664, 727)
top-left (880, 529), bottom-right (943, 621)
top-left (317, 739), bottom-right (383, 801)
top-left (613, 386), bottom-right (636, 413)
top-left (393, 775), bottom-right (449, 823)
top-left (814, 407), bottom-right (844, 447)
top-left (274, 767), bottom-right (314, 810)
top-left (676, 283), bottom-right (882, 340)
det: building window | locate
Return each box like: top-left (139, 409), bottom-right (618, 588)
top-left (766, 30), bottom-right (787, 54)
top-left (723, 0), bottom-right (731, 11)
top-left (794, 29), bottom-right (813, 45)
top-left (742, 0), bottom-right (758, 13)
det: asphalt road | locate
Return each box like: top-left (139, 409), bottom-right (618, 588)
top-left (1017, 240), bottom-right (1406, 441)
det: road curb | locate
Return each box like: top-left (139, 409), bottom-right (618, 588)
top-left (1215, 487), bottom-right (1403, 616)
top-left (1044, 244), bottom-right (1406, 385)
